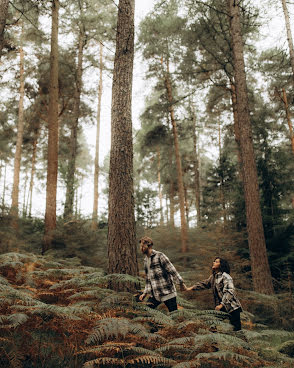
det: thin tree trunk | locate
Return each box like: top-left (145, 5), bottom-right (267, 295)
top-left (165, 60), bottom-right (188, 252)
top-left (281, 88), bottom-right (294, 208)
top-left (218, 119), bottom-right (226, 225)
top-left (10, 23), bottom-right (25, 221)
top-left (281, 0), bottom-right (294, 87)
top-left (169, 181), bottom-right (175, 228)
top-left (2, 162), bottom-right (6, 214)
top-left (22, 172), bottom-right (28, 217)
top-left (107, 0), bottom-right (138, 289)
top-left (92, 42), bottom-right (103, 229)
top-left (184, 182), bottom-right (189, 229)
top-left (64, 27), bottom-right (85, 220)
top-left (228, 0), bottom-right (274, 294)
top-left (156, 147), bottom-right (163, 226)
top-left (165, 194), bottom-right (169, 223)
top-left (0, 0), bottom-right (9, 59)
top-left (192, 106), bottom-right (201, 225)
top-left (27, 129), bottom-right (39, 217)
top-left (230, 82), bottom-right (243, 178)
top-left (43, 0), bottom-right (59, 254)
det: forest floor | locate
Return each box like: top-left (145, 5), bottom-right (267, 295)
top-left (1, 249), bottom-right (294, 368)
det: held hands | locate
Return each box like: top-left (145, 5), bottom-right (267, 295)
top-left (215, 304), bottom-right (223, 311)
top-left (185, 286), bottom-right (195, 291)
top-left (139, 293), bottom-right (146, 301)
top-left (180, 283), bottom-right (188, 291)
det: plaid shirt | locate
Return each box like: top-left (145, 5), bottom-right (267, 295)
top-left (143, 250), bottom-right (184, 301)
top-left (192, 272), bottom-right (242, 313)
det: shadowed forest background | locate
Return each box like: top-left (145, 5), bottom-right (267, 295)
top-left (0, 0), bottom-right (294, 367)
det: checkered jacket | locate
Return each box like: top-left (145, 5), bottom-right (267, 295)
top-left (192, 272), bottom-right (242, 313)
top-left (143, 250), bottom-right (184, 300)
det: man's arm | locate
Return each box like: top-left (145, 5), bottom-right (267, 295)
top-left (140, 262), bottom-right (151, 300)
top-left (159, 253), bottom-right (184, 285)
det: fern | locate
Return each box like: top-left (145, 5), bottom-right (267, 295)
top-left (0, 313), bottom-right (29, 328)
top-left (129, 354), bottom-right (176, 365)
top-left (173, 360), bottom-right (201, 368)
top-left (83, 356), bottom-right (125, 367)
top-left (132, 315), bottom-right (174, 326)
top-left (196, 351), bottom-right (254, 363)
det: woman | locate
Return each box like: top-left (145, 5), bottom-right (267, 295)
top-left (187, 257), bottom-right (242, 331)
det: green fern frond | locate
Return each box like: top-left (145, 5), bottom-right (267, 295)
top-left (0, 275), bottom-right (9, 285)
top-left (132, 315), bottom-right (174, 326)
top-left (163, 336), bottom-right (196, 346)
top-left (86, 317), bottom-right (147, 344)
top-left (176, 320), bottom-right (201, 330)
top-left (78, 344), bottom-right (160, 356)
top-left (196, 351), bottom-right (253, 363)
top-left (68, 288), bottom-right (113, 301)
top-left (98, 293), bottom-right (135, 310)
top-left (102, 273), bottom-right (143, 285)
top-left (156, 343), bottom-right (194, 354)
top-left (133, 303), bottom-right (174, 325)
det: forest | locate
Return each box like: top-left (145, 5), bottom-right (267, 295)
top-left (0, 0), bottom-right (294, 367)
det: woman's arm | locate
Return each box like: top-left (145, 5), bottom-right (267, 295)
top-left (187, 275), bottom-right (213, 291)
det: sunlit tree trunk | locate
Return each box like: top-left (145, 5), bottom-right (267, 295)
top-left (27, 128), bottom-right (39, 217)
top-left (43, 0), bottom-right (59, 253)
top-left (10, 23), bottom-right (25, 222)
top-left (228, 0), bottom-right (274, 294)
top-left (281, 0), bottom-right (294, 87)
top-left (165, 60), bottom-right (188, 252)
top-left (92, 42), bottom-right (103, 229)
top-left (218, 119), bottom-right (226, 226)
top-left (22, 172), bottom-right (28, 217)
top-left (107, 0), bottom-right (138, 290)
top-left (0, 0), bottom-right (9, 59)
top-left (64, 27), bottom-right (85, 220)
top-left (184, 182), bottom-right (189, 228)
top-left (1, 162), bottom-right (6, 214)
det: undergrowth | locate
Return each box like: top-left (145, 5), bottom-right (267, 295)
top-left (0, 252), bottom-right (294, 367)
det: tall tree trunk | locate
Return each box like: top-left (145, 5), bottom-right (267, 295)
top-left (156, 147), bottom-right (163, 226)
top-left (281, 88), bottom-right (294, 208)
top-left (230, 83), bottom-right (243, 176)
top-left (64, 27), bottom-right (85, 220)
top-left (169, 181), bottom-right (175, 228)
top-left (92, 42), bottom-right (103, 229)
top-left (10, 23), bottom-right (25, 221)
top-left (281, 0), bottom-right (294, 87)
top-left (27, 129), bottom-right (39, 217)
top-left (22, 172), bottom-right (28, 217)
top-left (2, 162), bottom-right (6, 214)
top-left (165, 193), bottom-right (169, 223)
top-left (184, 182), bottom-right (189, 228)
top-left (107, 0), bottom-right (138, 288)
top-left (43, 0), bottom-right (59, 254)
top-left (218, 119), bottom-right (226, 226)
top-left (165, 60), bottom-right (188, 252)
top-left (0, 0), bottom-right (9, 59)
top-left (228, 0), bottom-right (274, 294)
top-left (192, 106), bottom-right (201, 225)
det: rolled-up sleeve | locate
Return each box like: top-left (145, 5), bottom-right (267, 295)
top-left (159, 253), bottom-right (184, 284)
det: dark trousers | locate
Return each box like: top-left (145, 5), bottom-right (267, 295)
top-left (228, 307), bottom-right (242, 331)
top-left (147, 295), bottom-right (178, 312)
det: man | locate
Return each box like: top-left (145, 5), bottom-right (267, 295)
top-left (139, 236), bottom-right (187, 312)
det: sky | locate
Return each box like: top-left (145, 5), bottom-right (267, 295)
top-left (2, 0), bottom-right (294, 219)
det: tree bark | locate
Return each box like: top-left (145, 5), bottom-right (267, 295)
top-left (43, 0), bottom-right (59, 254)
top-left (192, 106), bottom-right (201, 225)
top-left (281, 0), bottom-right (294, 87)
top-left (92, 42), bottom-right (103, 229)
top-left (10, 23), bottom-right (25, 221)
top-left (0, 0), bottom-right (9, 59)
top-left (107, 0), bottom-right (138, 289)
top-left (218, 119), bottom-right (226, 226)
top-left (2, 162), bottom-right (6, 214)
top-left (156, 147), bottom-right (164, 226)
top-left (184, 182), bottom-right (189, 228)
top-left (228, 0), bottom-right (274, 294)
top-left (165, 61), bottom-right (188, 252)
top-left (64, 27), bottom-right (85, 220)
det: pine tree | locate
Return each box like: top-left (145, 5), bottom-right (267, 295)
top-left (107, 0), bottom-right (138, 289)
top-left (228, 0), bottom-right (274, 295)
top-left (0, 0), bottom-right (9, 58)
top-left (43, 0), bottom-right (59, 253)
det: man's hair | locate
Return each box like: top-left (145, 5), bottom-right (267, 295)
top-left (214, 257), bottom-right (230, 274)
top-left (139, 236), bottom-right (153, 247)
